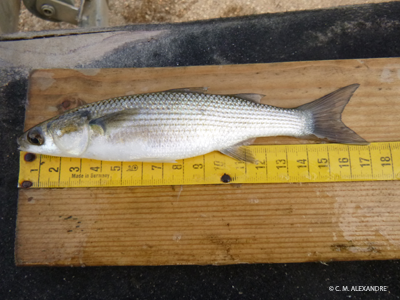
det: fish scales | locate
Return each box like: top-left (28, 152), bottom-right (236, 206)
top-left (78, 92), bottom-right (305, 161)
top-left (78, 92), bottom-right (304, 133)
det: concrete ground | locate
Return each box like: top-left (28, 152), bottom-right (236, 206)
top-left (18, 0), bottom-right (398, 32)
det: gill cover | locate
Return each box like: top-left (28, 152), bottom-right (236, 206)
top-left (48, 111), bottom-right (91, 156)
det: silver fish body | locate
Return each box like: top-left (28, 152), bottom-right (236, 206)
top-left (18, 85), bottom-right (367, 162)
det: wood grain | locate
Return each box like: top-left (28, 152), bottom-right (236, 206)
top-left (16, 58), bottom-right (400, 266)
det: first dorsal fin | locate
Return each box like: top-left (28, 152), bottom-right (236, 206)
top-left (164, 87), bottom-right (208, 93)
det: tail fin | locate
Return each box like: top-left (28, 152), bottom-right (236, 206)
top-left (297, 84), bottom-right (368, 144)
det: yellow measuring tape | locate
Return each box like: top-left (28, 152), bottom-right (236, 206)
top-left (18, 142), bottom-right (400, 188)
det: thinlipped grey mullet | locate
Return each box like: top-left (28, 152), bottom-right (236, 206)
top-left (18, 84), bottom-right (367, 163)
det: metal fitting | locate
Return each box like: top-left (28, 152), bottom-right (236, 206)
top-left (41, 4), bottom-right (55, 17)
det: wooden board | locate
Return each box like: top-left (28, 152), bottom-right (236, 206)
top-left (16, 58), bottom-right (400, 266)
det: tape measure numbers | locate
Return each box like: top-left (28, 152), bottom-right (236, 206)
top-left (18, 142), bottom-right (400, 188)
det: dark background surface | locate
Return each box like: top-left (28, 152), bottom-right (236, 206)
top-left (1, 2), bottom-right (400, 299)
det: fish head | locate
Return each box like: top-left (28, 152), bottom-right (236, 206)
top-left (18, 122), bottom-right (60, 156)
top-left (18, 110), bottom-right (91, 157)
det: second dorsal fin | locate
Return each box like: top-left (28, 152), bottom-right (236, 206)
top-left (233, 93), bottom-right (265, 103)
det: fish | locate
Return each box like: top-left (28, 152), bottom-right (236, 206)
top-left (17, 84), bottom-right (367, 163)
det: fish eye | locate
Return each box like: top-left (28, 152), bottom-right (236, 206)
top-left (27, 129), bottom-right (44, 146)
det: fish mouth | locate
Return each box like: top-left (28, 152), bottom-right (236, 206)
top-left (16, 135), bottom-right (21, 148)
top-left (17, 133), bottom-right (27, 151)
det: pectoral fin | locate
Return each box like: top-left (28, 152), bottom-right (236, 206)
top-left (220, 139), bottom-right (257, 164)
top-left (89, 109), bottom-right (141, 135)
